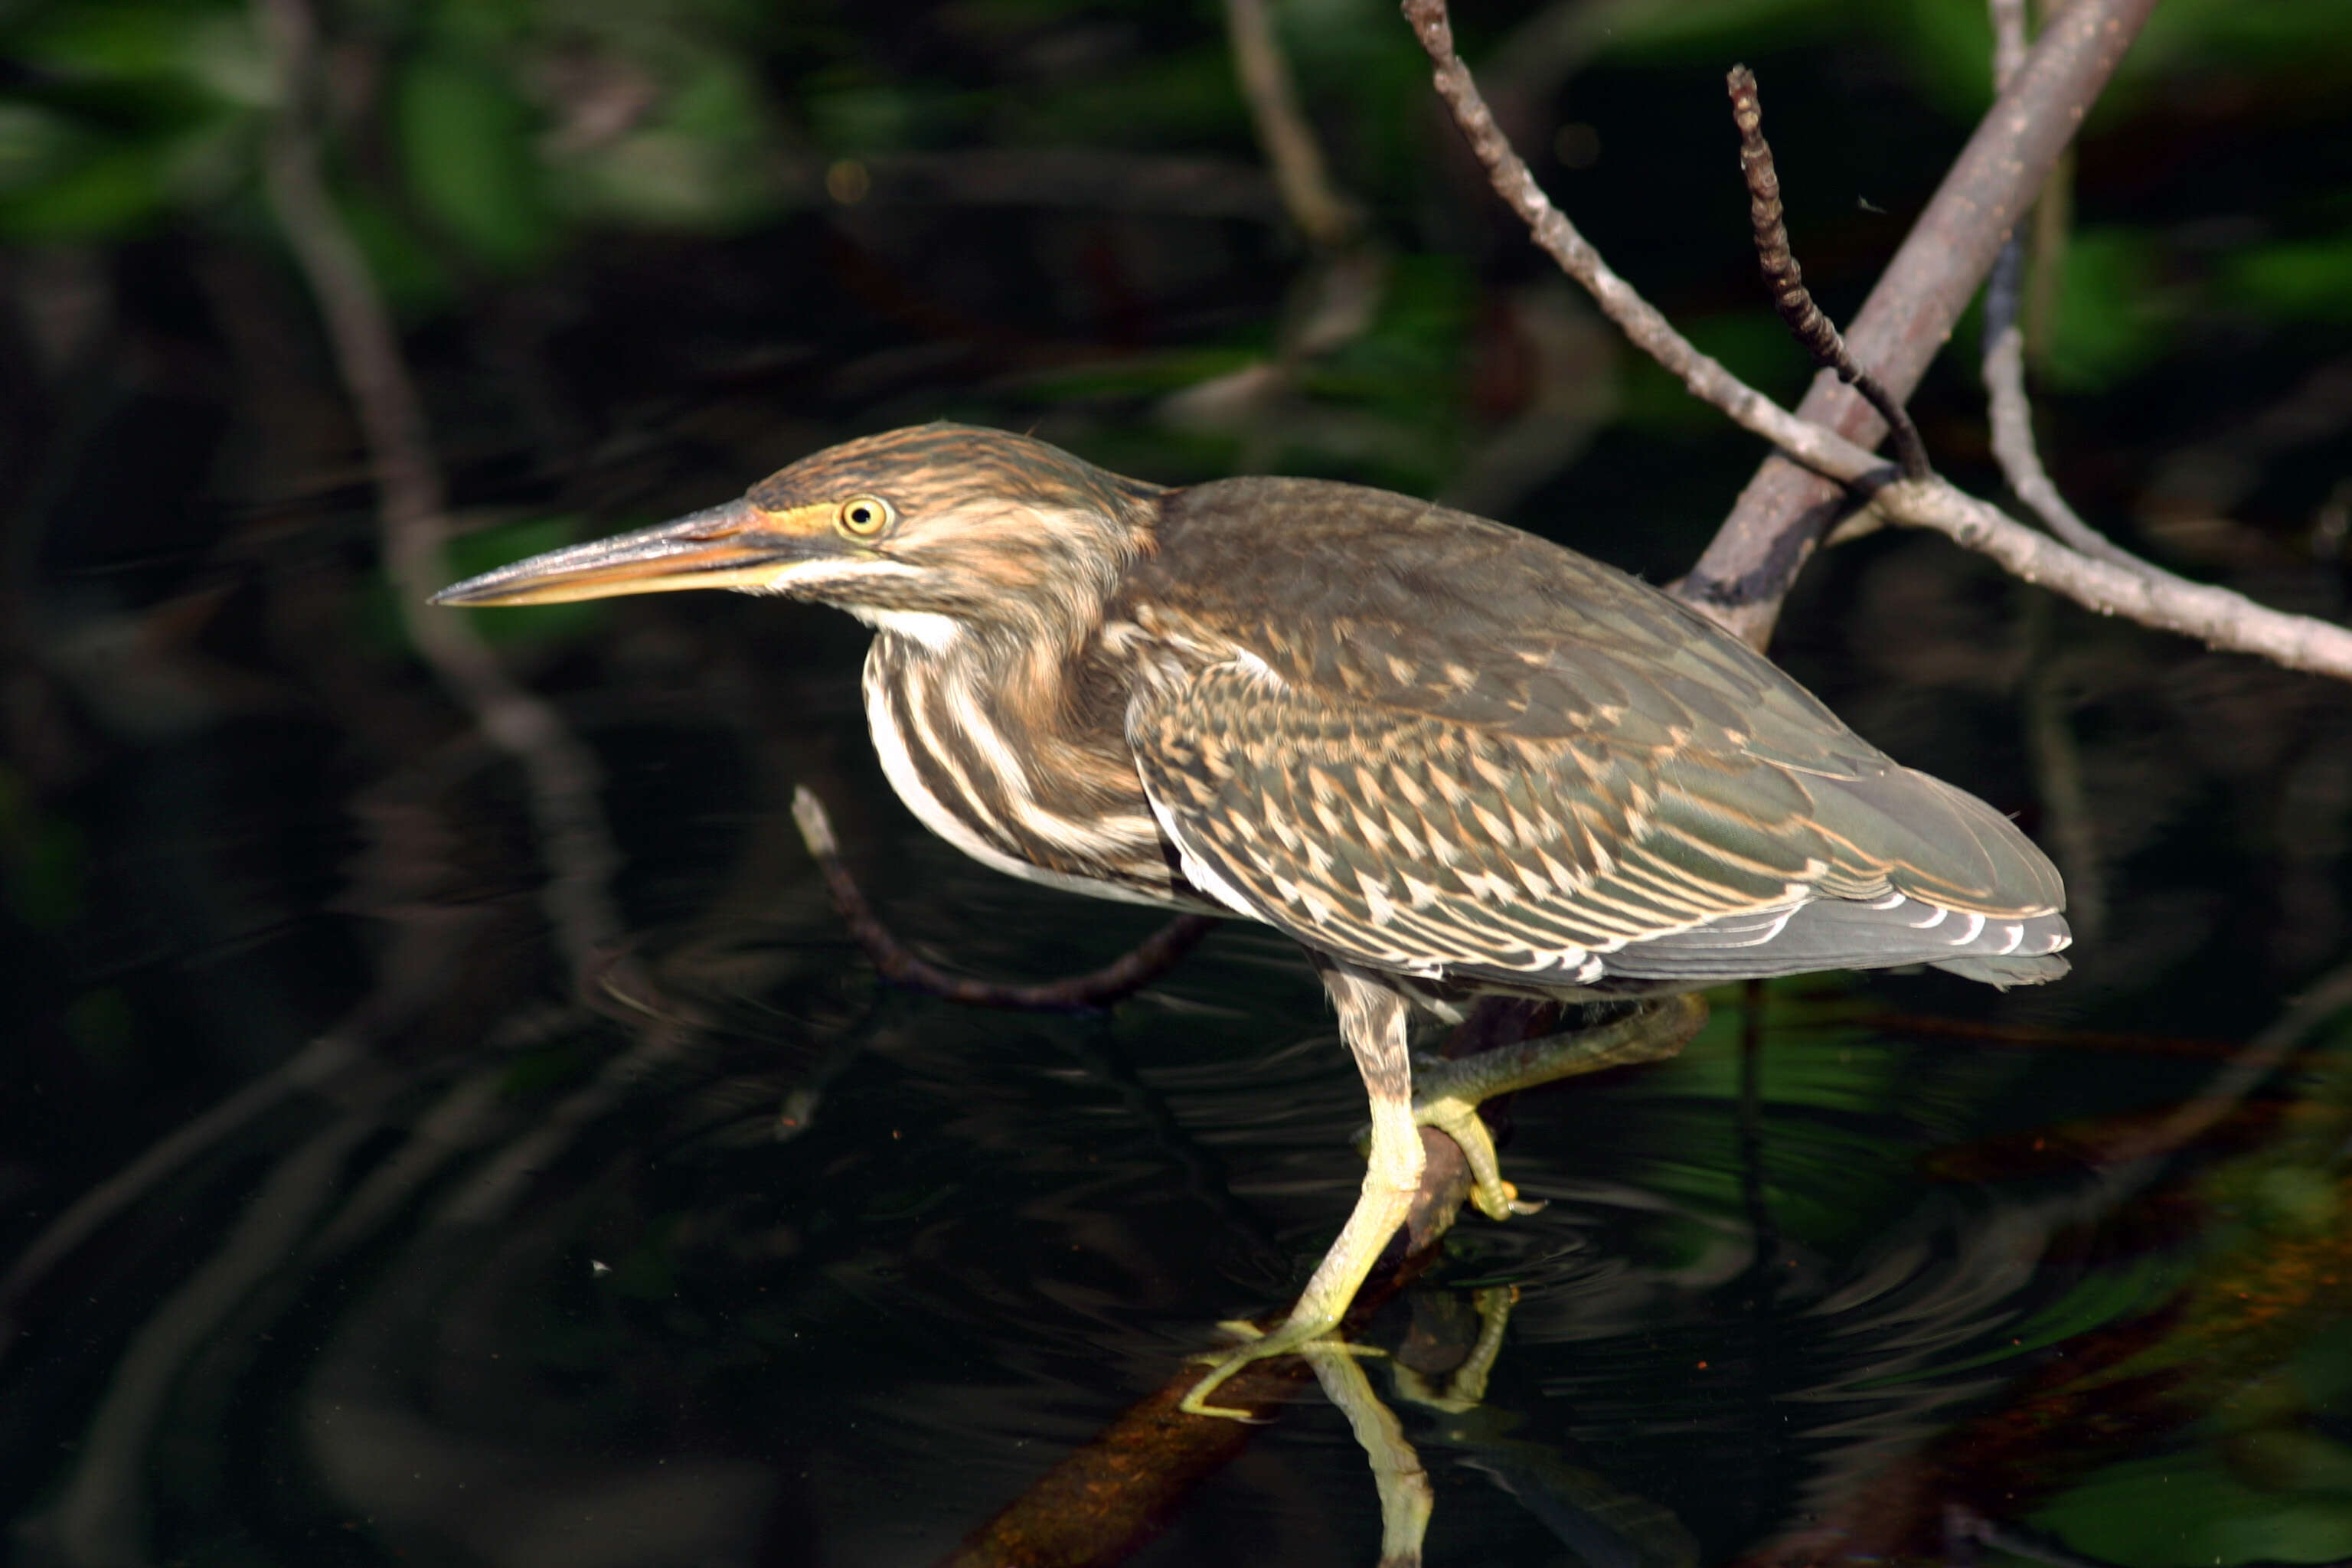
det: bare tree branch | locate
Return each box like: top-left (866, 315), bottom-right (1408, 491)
top-left (1989, 0), bottom-right (2032, 87)
top-left (1402, 0), bottom-right (2352, 683)
top-left (1867, 479), bottom-right (2352, 681)
top-left (254, 0), bottom-right (629, 991)
top-left (1678, 0), bottom-right (2162, 648)
top-left (1975, 0), bottom-right (2144, 570)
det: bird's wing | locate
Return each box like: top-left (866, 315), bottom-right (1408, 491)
top-left (1135, 477), bottom-right (1898, 773)
top-left (1128, 659), bottom-right (2068, 987)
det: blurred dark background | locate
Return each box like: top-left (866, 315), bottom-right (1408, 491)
top-left (3, 2), bottom-right (2351, 1564)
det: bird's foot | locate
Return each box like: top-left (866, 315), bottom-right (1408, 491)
top-left (1409, 1089), bottom-right (1541, 1221)
top-left (1181, 1313), bottom-right (1383, 1420)
top-left (1409, 995), bottom-right (1709, 1222)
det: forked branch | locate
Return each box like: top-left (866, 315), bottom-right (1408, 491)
top-left (1400, 0), bottom-right (2352, 684)
top-left (1678, 0), bottom-right (2164, 645)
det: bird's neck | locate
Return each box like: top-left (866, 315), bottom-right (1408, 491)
top-left (859, 619), bottom-right (1196, 908)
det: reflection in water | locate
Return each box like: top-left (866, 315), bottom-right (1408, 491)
top-left (5, 714), bottom-right (2351, 1566)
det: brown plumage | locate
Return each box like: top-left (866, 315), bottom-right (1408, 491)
top-left (436, 422), bottom-right (2069, 1415)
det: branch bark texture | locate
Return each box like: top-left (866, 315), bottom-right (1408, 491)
top-left (1872, 481), bottom-right (2352, 681)
top-left (1728, 64), bottom-right (1931, 483)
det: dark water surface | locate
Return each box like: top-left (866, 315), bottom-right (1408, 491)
top-left (5, 5), bottom-right (2352, 1558)
top-left (7, 645), bottom-right (2349, 1568)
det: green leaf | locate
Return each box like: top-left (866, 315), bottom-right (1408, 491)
top-left (2042, 227), bottom-right (2181, 392)
top-left (334, 188), bottom-right (455, 315)
top-left (0, 142), bottom-right (170, 238)
top-left (394, 50), bottom-right (557, 270)
top-left (2226, 235), bottom-right (2352, 325)
top-left (0, 102), bottom-right (83, 194)
top-left (15, 0), bottom-right (215, 82)
top-left (2034, 1452), bottom-right (2352, 1566)
top-left (1579, 0), bottom-right (1847, 62)
top-left (2130, 0), bottom-right (2352, 72)
top-left (1888, 0), bottom-right (2000, 119)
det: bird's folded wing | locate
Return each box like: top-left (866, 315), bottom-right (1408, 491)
top-left (1128, 660), bottom-right (2065, 986)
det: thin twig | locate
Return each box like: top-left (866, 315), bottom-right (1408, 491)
top-left (1678, 0), bottom-right (2163, 647)
top-left (1977, 35), bottom-right (2143, 583)
top-left (1869, 479), bottom-right (2352, 680)
top-left (1223, 0), bottom-right (1360, 248)
top-left (791, 789), bottom-right (1217, 1011)
top-left (1728, 66), bottom-right (1931, 482)
top-left (1399, 0), bottom-right (1862, 483)
top-left (1984, 0), bottom-right (2103, 956)
top-left (1983, 327), bottom-right (2146, 568)
top-left (255, 0), bottom-right (629, 991)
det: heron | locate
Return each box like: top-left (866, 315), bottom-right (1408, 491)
top-left (435, 422), bottom-right (2068, 1416)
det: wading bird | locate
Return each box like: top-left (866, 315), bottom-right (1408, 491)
top-left (435, 423), bottom-right (2068, 1416)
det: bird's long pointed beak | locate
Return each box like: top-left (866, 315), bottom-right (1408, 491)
top-left (430, 499), bottom-right (843, 607)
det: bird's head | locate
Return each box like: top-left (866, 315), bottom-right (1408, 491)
top-left (433, 424), bottom-right (1161, 645)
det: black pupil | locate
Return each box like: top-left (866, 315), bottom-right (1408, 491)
top-left (850, 505), bottom-right (874, 528)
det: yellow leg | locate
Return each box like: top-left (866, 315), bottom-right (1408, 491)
top-left (1299, 1336), bottom-right (1434, 1567)
top-left (1183, 962), bottom-right (1418, 1419)
top-left (1181, 989), bottom-right (1707, 1420)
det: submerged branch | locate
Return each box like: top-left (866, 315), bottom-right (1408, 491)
top-left (792, 789), bottom-right (1217, 1011)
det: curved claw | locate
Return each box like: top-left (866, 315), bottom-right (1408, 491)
top-left (1468, 1177), bottom-right (1547, 1222)
top-left (1181, 1393), bottom-right (1272, 1423)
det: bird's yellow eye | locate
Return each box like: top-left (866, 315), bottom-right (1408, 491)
top-left (837, 495), bottom-right (895, 538)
